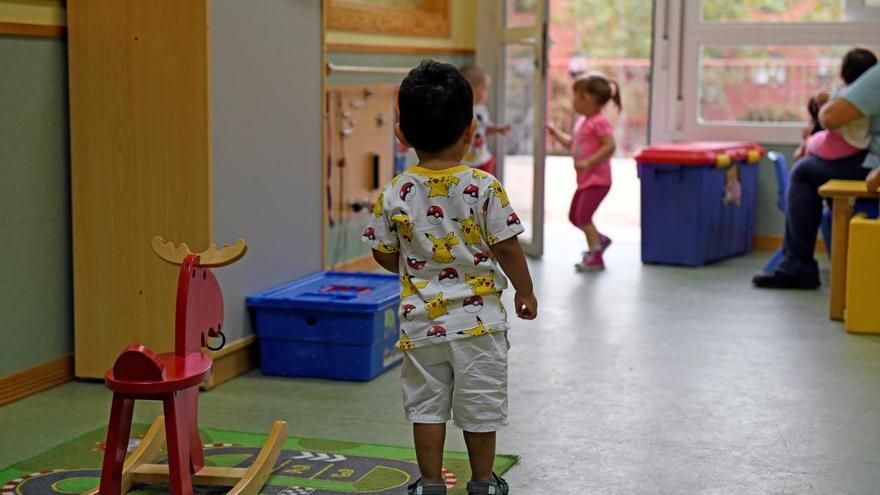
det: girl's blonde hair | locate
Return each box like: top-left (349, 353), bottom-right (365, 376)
top-left (573, 74), bottom-right (622, 111)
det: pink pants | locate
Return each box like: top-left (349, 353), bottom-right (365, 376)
top-left (569, 186), bottom-right (610, 227)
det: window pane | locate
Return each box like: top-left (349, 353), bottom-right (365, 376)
top-left (698, 45), bottom-right (878, 124)
top-left (702, 0), bottom-right (845, 22)
top-left (506, 0), bottom-right (538, 27)
top-left (503, 43), bottom-right (535, 243)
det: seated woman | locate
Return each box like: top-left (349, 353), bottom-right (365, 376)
top-left (754, 59), bottom-right (880, 289)
top-left (796, 49), bottom-right (876, 162)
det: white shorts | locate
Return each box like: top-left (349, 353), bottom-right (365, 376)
top-left (401, 332), bottom-right (509, 432)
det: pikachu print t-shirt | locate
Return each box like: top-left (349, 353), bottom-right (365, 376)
top-left (363, 165), bottom-right (525, 349)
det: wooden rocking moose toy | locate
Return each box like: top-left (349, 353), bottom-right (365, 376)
top-left (87, 237), bottom-right (287, 495)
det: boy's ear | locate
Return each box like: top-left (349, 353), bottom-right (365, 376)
top-left (462, 118), bottom-right (477, 147)
top-left (395, 123), bottom-right (411, 149)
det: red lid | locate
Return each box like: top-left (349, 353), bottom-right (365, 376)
top-left (634, 141), bottom-right (765, 166)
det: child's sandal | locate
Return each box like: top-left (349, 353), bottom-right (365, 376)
top-left (407, 478), bottom-right (447, 495)
top-left (466, 472), bottom-right (509, 495)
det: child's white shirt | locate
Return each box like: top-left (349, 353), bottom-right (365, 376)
top-left (362, 166), bottom-right (524, 349)
top-left (462, 104), bottom-right (494, 167)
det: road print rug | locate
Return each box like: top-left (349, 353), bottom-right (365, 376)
top-left (0, 424), bottom-right (518, 494)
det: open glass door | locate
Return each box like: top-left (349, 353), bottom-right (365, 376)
top-left (496, 0), bottom-right (549, 258)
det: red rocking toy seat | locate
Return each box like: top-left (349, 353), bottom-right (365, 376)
top-left (88, 237), bottom-right (287, 495)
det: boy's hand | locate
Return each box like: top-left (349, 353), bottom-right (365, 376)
top-left (371, 249), bottom-right (400, 274)
top-left (490, 237), bottom-right (536, 319)
top-left (514, 292), bottom-right (538, 320)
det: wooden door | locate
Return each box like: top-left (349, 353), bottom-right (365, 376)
top-left (68, 0), bottom-right (211, 377)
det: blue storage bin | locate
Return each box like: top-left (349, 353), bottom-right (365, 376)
top-left (246, 271), bottom-right (402, 381)
top-left (635, 142), bottom-right (764, 266)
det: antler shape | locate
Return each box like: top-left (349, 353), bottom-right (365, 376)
top-left (151, 236), bottom-right (248, 267)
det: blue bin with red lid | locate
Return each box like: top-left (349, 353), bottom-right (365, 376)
top-left (247, 271), bottom-right (402, 381)
top-left (634, 141), bottom-right (765, 266)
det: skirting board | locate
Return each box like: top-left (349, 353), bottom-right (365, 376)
top-left (0, 355), bottom-right (74, 407)
top-left (202, 335), bottom-right (258, 390)
top-left (754, 235), bottom-right (827, 253)
top-left (0, 22), bottom-right (65, 38)
top-left (0, 338), bottom-right (258, 397)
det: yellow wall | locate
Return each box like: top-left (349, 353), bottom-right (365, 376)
top-left (326, 0), bottom-right (476, 50)
top-left (0, 0), bottom-right (65, 25)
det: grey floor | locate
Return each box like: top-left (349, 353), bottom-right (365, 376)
top-left (4, 223), bottom-right (880, 494)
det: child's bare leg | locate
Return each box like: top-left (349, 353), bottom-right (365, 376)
top-left (463, 430), bottom-right (496, 482)
top-left (580, 223), bottom-right (601, 251)
top-left (413, 423), bottom-right (446, 484)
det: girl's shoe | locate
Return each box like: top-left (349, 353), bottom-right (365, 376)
top-left (599, 234), bottom-right (612, 252)
top-left (407, 478), bottom-right (447, 495)
top-left (575, 250), bottom-right (605, 272)
top-left (581, 235), bottom-right (613, 257)
top-left (467, 473), bottom-right (509, 495)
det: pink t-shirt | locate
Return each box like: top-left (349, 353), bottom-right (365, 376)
top-left (572, 114), bottom-right (614, 189)
top-left (806, 129), bottom-right (863, 161)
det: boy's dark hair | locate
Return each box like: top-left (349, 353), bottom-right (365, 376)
top-left (841, 48), bottom-right (877, 85)
top-left (398, 60), bottom-right (473, 153)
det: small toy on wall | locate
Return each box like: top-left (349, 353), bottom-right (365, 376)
top-left (325, 84), bottom-right (396, 268)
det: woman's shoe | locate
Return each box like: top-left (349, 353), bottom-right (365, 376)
top-left (751, 271), bottom-right (819, 289)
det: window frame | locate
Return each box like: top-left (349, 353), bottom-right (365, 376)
top-left (651, 0), bottom-right (880, 144)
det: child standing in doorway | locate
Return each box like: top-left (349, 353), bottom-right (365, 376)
top-left (364, 60), bottom-right (538, 495)
top-left (459, 65), bottom-right (511, 175)
top-left (547, 73), bottom-right (621, 271)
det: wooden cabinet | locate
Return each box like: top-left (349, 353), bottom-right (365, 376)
top-left (68, 0), bottom-right (211, 378)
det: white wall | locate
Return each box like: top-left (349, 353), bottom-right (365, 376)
top-left (210, 0), bottom-right (323, 341)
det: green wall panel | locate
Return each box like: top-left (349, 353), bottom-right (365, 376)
top-left (0, 35), bottom-right (71, 376)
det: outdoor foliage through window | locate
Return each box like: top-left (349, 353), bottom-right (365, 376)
top-left (702, 0), bottom-right (844, 22)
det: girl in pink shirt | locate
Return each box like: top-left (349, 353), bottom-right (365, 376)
top-left (547, 74), bottom-right (621, 271)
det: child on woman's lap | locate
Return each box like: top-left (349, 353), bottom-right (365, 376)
top-left (796, 48), bottom-right (877, 161)
top-left (547, 73), bottom-right (621, 271)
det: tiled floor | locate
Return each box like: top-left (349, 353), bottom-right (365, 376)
top-left (4, 220), bottom-right (880, 494)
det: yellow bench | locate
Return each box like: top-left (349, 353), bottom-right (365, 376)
top-left (845, 214), bottom-right (880, 333)
top-left (818, 180), bottom-right (880, 321)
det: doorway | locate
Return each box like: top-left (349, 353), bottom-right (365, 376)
top-left (544, 0), bottom-right (652, 249)
top-left (488, 0), bottom-right (654, 257)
